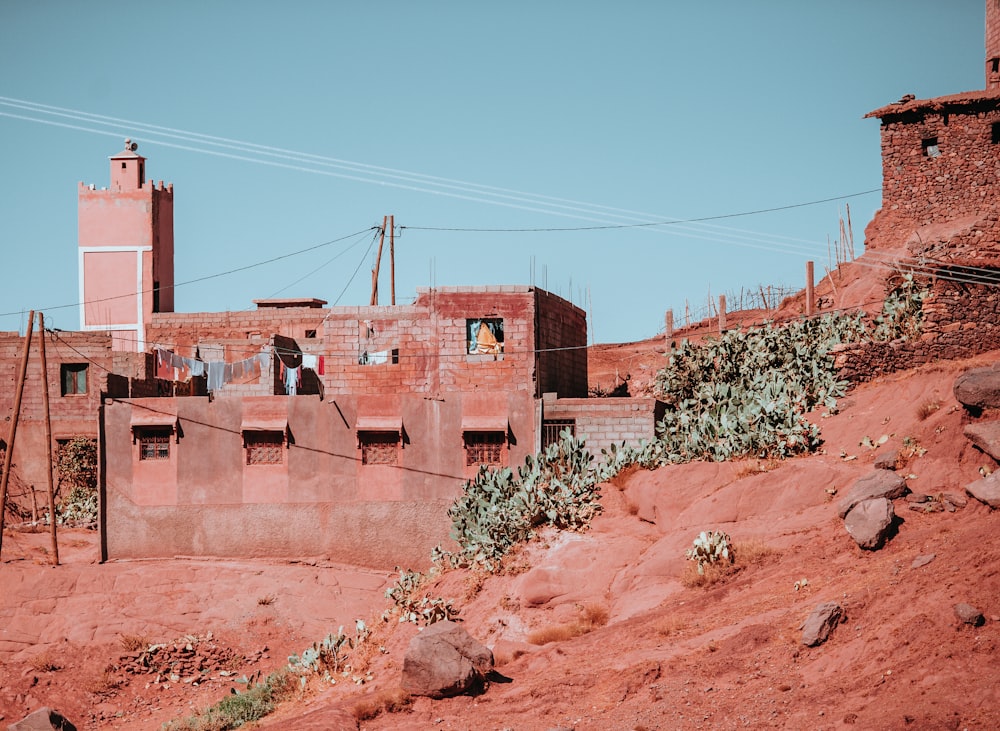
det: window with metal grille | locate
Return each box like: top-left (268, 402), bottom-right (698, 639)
top-left (245, 432), bottom-right (284, 465)
top-left (137, 428), bottom-right (171, 460)
top-left (542, 419), bottom-right (575, 449)
top-left (359, 431), bottom-right (399, 465)
top-left (464, 431), bottom-right (505, 466)
top-left (60, 363), bottom-right (88, 395)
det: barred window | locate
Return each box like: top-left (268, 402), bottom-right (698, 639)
top-left (246, 432), bottom-right (284, 465)
top-left (137, 428), bottom-right (171, 460)
top-left (542, 419), bottom-right (575, 449)
top-left (464, 431), bottom-right (505, 467)
top-left (360, 431), bottom-right (399, 465)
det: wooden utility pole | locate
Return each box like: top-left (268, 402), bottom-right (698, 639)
top-left (806, 261), bottom-right (815, 317)
top-left (38, 313), bottom-right (59, 565)
top-left (0, 310), bottom-right (35, 560)
top-left (389, 214), bottom-right (396, 306)
top-left (665, 309), bottom-right (674, 344)
top-left (718, 295), bottom-right (727, 333)
top-left (370, 216), bottom-right (387, 306)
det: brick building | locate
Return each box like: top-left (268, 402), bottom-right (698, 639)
top-left (0, 138), bottom-right (663, 568)
top-left (836, 0), bottom-right (1000, 379)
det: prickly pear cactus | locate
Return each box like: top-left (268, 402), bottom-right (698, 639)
top-left (685, 531), bottom-right (734, 575)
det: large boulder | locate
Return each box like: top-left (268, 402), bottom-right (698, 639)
top-left (7, 707), bottom-right (77, 731)
top-left (954, 366), bottom-right (1000, 411)
top-left (801, 602), bottom-right (843, 647)
top-left (964, 421), bottom-right (1000, 461)
top-left (401, 621), bottom-right (494, 699)
top-left (844, 498), bottom-right (895, 550)
top-left (966, 471), bottom-right (1000, 508)
top-left (837, 471), bottom-right (908, 519)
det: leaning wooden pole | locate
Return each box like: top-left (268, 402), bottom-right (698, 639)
top-left (389, 214), bottom-right (396, 306)
top-left (370, 216), bottom-right (387, 306)
top-left (38, 313), bottom-right (59, 566)
top-left (0, 310), bottom-right (35, 560)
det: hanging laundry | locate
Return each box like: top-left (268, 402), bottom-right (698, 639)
top-left (182, 356), bottom-right (205, 379)
top-left (206, 361), bottom-right (227, 392)
top-left (284, 365), bottom-right (301, 396)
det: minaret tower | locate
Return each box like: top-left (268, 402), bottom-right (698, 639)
top-left (78, 139), bottom-right (174, 351)
top-left (987, 0), bottom-right (1000, 89)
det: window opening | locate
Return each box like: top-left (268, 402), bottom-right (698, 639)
top-left (922, 137), bottom-right (940, 157)
top-left (358, 348), bottom-right (399, 365)
top-left (245, 432), bottom-right (284, 465)
top-left (467, 318), bottom-right (504, 356)
top-left (137, 427), bottom-right (171, 460)
top-left (992, 123), bottom-right (1000, 145)
top-left (60, 363), bottom-right (88, 395)
top-left (304, 329), bottom-right (317, 339)
top-left (542, 419), bottom-right (576, 449)
top-left (464, 431), bottom-right (506, 466)
top-left (359, 431), bottom-right (400, 465)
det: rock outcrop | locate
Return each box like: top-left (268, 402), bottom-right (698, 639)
top-left (401, 621), bottom-right (494, 699)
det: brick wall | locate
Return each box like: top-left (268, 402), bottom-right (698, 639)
top-left (542, 396), bottom-right (664, 457)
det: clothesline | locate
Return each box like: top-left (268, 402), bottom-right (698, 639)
top-left (154, 347), bottom-right (325, 394)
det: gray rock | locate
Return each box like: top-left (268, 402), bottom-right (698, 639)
top-left (954, 603), bottom-right (985, 626)
top-left (911, 553), bottom-right (936, 569)
top-left (401, 620), bottom-right (494, 699)
top-left (964, 421), bottom-right (1000, 461)
top-left (844, 498), bottom-right (895, 550)
top-left (966, 471), bottom-right (1000, 508)
top-left (7, 707), bottom-right (76, 731)
top-left (837, 471), bottom-right (908, 519)
top-left (955, 366), bottom-right (1000, 411)
top-left (801, 602), bottom-right (843, 646)
top-left (874, 450), bottom-right (899, 471)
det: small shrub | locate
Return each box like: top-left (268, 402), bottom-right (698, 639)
top-left (352, 687), bottom-right (413, 721)
top-left (653, 615), bottom-right (688, 637)
top-left (256, 595), bottom-right (276, 606)
top-left (733, 539), bottom-right (779, 566)
top-left (916, 400), bottom-right (941, 421)
top-left (685, 531), bottom-right (734, 575)
top-left (527, 602), bottom-right (609, 645)
top-left (163, 669), bottom-right (295, 731)
top-left (118, 633), bottom-right (150, 652)
top-left (30, 651), bottom-right (62, 672)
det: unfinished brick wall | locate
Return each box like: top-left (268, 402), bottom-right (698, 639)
top-left (542, 397), bottom-right (664, 457)
top-left (534, 290), bottom-right (588, 398)
top-left (988, 0), bottom-right (1000, 88)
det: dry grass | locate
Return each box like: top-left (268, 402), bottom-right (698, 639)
top-left (916, 399), bottom-right (942, 421)
top-left (527, 602), bottom-right (610, 645)
top-left (118, 633), bottom-right (150, 652)
top-left (463, 571), bottom-right (487, 601)
top-left (29, 651), bottom-right (62, 672)
top-left (351, 687), bottom-right (413, 721)
top-left (653, 615), bottom-right (688, 638)
top-left (84, 668), bottom-right (124, 697)
top-left (733, 459), bottom-right (781, 479)
top-left (682, 539), bottom-right (780, 588)
top-left (257, 594), bottom-right (277, 606)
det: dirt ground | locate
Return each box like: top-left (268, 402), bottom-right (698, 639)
top-left (3, 348), bottom-right (1000, 730)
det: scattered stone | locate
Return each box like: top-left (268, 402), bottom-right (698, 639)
top-left (401, 620), bottom-right (494, 698)
top-left (874, 450), bottom-right (899, 471)
top-left (963, 421), bottom-right (1000, 461)
top-left (942, 492), bottom-right (967, 508)
top-left (911, 554), bottom-right (936, 569)
top-left (954, 603), bottom-right (985, 627)
top-left (906, 492), bottom-right (930, 503)
top-left (954, 366), bottom-right (1000, 412)
top-left (6, 707), bottom-right (77, 731)
top-left (837, 471), bottom-right (908, 519)
top-left (965, 471), bottom-right (1000, 508)
top-left (844, 498), bottom-right (895, 550)
top-left (801, 602), bottom-right (844, 646)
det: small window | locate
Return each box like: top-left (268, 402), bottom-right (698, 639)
top-left (991, 57), bottom-right (999, 74)
top-left (121, 162), bottom-right (127, 169)
top-left (992, 123), bottom-right (1000, 145)
top-left (245, 432), bottom-right (284, 465)
top-left (358, 348), bottom-right (398, 365)
top-left (922, 137), bottom-right (940, 157)
top-left (467, 318), bottom-right (504, 356)
top-left (464, 431), bottom-right (506, 467)
top-left (60, 363), bottom-right (88, 395)
top-left (304, 329), bottom-right (317, 339)
top-left (137, 427), bottom-right (171, 460)
top-left (542, 419), bottom-right (576, 449)
top-left (359, 431), bottom-right (400, 465)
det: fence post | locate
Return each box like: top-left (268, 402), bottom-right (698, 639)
top-left (805, 261), bottom-right (815, 317)
top-left (665, 309), bottom-right (674, 344)
top-left (718, 295), bottom-right (727, 333)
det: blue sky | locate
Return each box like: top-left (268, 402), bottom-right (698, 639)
top-left (0, 1), bottom-right (986, 344)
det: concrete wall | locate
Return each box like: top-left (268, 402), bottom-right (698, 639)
top-left (541, 396), bottom-right (665, 457)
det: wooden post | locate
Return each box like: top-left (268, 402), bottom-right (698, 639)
top-left (0, 310), bottom-right (35, 560)
top-left (805, 261), bottom-right (815, 317)
top-left (389, 214), bottom-right (396, 306)
top-left (665, 309), bottom-right (674, 343)
top-left (718, 295), bottom-right (727, 333)
top-left (38, 313), bottom-right (59, 565)
top-left (370, 215), bottom-right (387, 306)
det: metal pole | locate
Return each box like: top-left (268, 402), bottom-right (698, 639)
top-left (0, 310), bottom-right (35, 560)
top-left (38, 313), bottom-right (59, 565)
